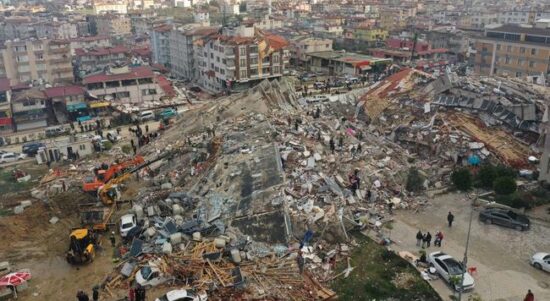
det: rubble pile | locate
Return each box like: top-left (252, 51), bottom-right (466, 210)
top-left (40, 69), bottom-right (549, 299)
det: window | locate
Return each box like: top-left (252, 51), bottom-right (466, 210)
top-left (505, 56), bottom-right (510, 64)
top-left (215, 66), bottom-right (219, 72)
top-left (79, 144), bottom-right (86, 151)
top-left (142, 89), bottom-right (157, 96)
top-left (210, 53), bottom-right (213, 59)
top-left (222, 59), bottom-right (226, 64)
top-left (273, 66), bottom-right (280, 74)
top-left (239, 47), bottom-right (246, 56)
top-left (516, 72), bottom-right (522, 77)
top-left (138, 78), bottom-right (153, 84)
top-left (273, 55), bottom-right (279, 64)
top-left (219, 46), bottom-right (224, 52)
top-left (240, 58), bottom-right (246, 67)
top-left (529, 61), bottom-right (535, 68)
top-left (250, 57), bottom-right (258, 65)
top-left (531, 48), bottom-right (536, 55)
top-left (520, 47), bottom-right (525, 54)
top-left (220, 69), bottom-right (225, 75)
top-left (518, 58), bottom-right (524, 66)
top-left (249, 69), bottom-right (258, 76)
top-left (115, 92), bottom-right (130, 99)
top-left (240, 70), bottom-right (247, 78)
top-left (507, 45), bottom-right (512, 52)
top-left (22, 100), bottom-right (36, 106)
top-left (216, 57), bottom-right (220, 62)
top-left (496, 44), bottom-right (501, 50)
top-left (122, 79), bottom-right (136, 86)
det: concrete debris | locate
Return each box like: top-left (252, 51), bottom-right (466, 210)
top-left (49, 216), bottom-right (59, 224)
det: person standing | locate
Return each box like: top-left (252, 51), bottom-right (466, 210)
top-left (421, 233), bottom-right (427, 248)
top-left (128, 287), bottom-right (136, 301)
top-left (447, 211), bottom-right (455, 227)
top-left (109, 231), bottom-right (116, 247)
top-left (329, 138), bottom-right (335, 154)
top-left (92, 287), bottom-right (99, 301)
top-left (425, 232), bottom-right (432, 248)
top-left (523, 289), bottom-right (534, 301)
top-left (435, 231), bottom-right (444, 247)
top-left (416, 230), bottom-right (423, 247)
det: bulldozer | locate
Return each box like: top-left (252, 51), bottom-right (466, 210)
top-left (66, 228), bottom-right (96, 265)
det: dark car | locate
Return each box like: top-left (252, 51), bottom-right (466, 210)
top-left (22, 142), bottom-right (45, 156)
top-left (479, 208), bottom-right (530, 231)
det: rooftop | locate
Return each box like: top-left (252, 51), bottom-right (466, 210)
top-left (44, 86), bottom-right (86, 98)
top-left (307, 51), bottom-right (392, 66)
top-left (75, 45), bottom-right (129, 57)
top-left (487, 24), bottom-right (550, 36)
top-left (83, 66), bottom-right (154, 84)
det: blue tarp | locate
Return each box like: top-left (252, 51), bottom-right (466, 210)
top-left (76, 115), bottom-right (92, 122)
top-left (468, 155), bottom-right (481, 166)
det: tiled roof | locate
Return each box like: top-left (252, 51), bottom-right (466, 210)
top-left (44, 86), bottom-right (86, 98)
top-left (75, 45), bottom-right (129, 57)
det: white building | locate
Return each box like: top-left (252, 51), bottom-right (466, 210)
top-left (174, 0), bottom-right (192, 7)
top-left (194, 11), bottom-right (210, 26)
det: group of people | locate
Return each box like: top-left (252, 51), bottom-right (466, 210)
top-left (76, 287), bottom-right (98, 301)
top-left (416, 230), bottom-right (444, 248)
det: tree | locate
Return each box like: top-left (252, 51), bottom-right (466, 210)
top-left (476, 164), bottom-right (496, 188)
top-left (451, 168), bottom-right (472, 191)
top-left (406, 167), bottom-right (424, 192)
top-left (494, 165), bottom-right (517, 179)
top-left (493, 176), bottom-right (517, 195)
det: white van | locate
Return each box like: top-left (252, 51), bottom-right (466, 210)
top-left (138, 110), bottom-right (155, 122)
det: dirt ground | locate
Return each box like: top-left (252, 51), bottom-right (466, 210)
top-left (390, 193), bottom-right (550, 301)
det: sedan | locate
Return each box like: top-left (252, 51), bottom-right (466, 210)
top-left (119, 214), bottom-right (137, 238)
top-left (479, 208), bottom-right (530, 231)
top-left (531, 252), bottom-right (550, 272)
top-left (155, 289), bottom-right (207, 301)
top-left (428, 251), bottom-right (475, 291)
top-left (0, 152), bottom-right (26, 163)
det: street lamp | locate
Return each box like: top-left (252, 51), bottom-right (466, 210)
top-left (457, 192), bottom-right (476, 301)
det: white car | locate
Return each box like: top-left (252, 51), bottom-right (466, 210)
top-left (531, 252), bottom-right (550, 272)
top-left (119, 214), bottom-right (137, 238)
top-left (136, 264), bottom-right (172, 288)
top-left (155, 289), bottom-right (208, 301)
top-left (0, 152), bottom-right (26, 163)
top-left (428, 251), bottom-right (475, 291)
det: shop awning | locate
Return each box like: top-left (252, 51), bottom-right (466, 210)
top-left (66, 103), bottom-right (87, 112)
top-left (89, 101), bottom-right (110, 108)
top-left (77, 116), bottom-right (92, 122)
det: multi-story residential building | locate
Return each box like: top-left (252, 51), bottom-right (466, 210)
top-left (194, 11), bottom-right (210, 26)
top-left (378, 5), bottom-right (417, 31)
top-left (0, 78), bottom-right (13, 134)
top-left (83, 66), bottom-right (165, 104)
top-left (11, 88), bottom-right (48, 131)
top-left (306, 50), bottom-right (392, 76)
top-left (0, 39), bottom-right (73, 85)
top-left (458, 12), bottom-right (498, 30)
top-left (346, 27), bottom-right (388, 46)
top-left (93, 1), bottom-right (128, 14)
top-left (35, 21), bottom-right (78, 40)
top-left (168, 24), bottom-right (219, 80)
top-left (89, 14), bottom-right (132, 37)
top-left (195, 24), bottom-right (290, 93)
top-left (289, 37), bottom-right (333, 65)
top-left (75, 46), bottom-right (130, 78)
top-left (0, 17), bottom-right (36, 42)
top-left (150, 24), bottom-right (173, 68)
top-left (44, 86), bottom-right (88, 123)
top-left (254, 15), bottom-right (284, 30)
top-left (497, 10), bottom-right (536, 25)
top-left (68, 35), bottom-right (112, 56)
top-left (313, 23), bottom-right (343, 38)
top-left (174, 0), bottom-right (192, 8)
top-left (474, 24), bottom-right (550, 79)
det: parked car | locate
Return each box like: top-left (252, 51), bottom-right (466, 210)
top-left (136, 264), bottom-right (172, 288)
top-left (428, 251), bottom-right (475, 291)
top-left (45, 126), bottom-right (67, 137)
top-left (155, 289), bottom-right (207, 301)
top-left (158, 108), bottom-right (178, 120)
top-left (299, 73), bottom-right (317, 81)
top-left (119, 214), bottom-right (137, 238)
top-left (479, 208), bottom-right (530, 231)
top-left (531, 252), bottom-right (550, 272)
top-left (22, 142), bottom-right (46, 156)
top-left (137, 110), bottom-right (155, 122)
top-left (313, 81), bottom-right (326, 89)
top-left (0, 152), bottom-right (26, 163)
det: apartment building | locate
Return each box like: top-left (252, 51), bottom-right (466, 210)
top-left (0, 39), bottom-right (73, 85)
top-left (346, 27), bottom-right (388, 46)
top-left (290, 37), bottom-right (333, 65)
top-left (68, 35), bottom-right (112, 56)
top-left (44, 85), bottom-right (88, 123)
top-left (151, 24), bottom-right (172, 68)
top-left (458, 12), bottom-right (498, 29)
top-left (474, 24), bottom-right (550, 78)
top-left (497, 10), bottom-right (536, 25)
top-left (35, 21), bottom-right (78, 40)
top-left (93, 2), bottom-right (128, 14)
top-left (83, 66), bottom-right (165, 104)
top-left (195, 24), bottom-right (289, 93)
top-left (11, 88), bottom-right (48, 131)
top-left (0, 78), bottom-right (12, 134)
top-left (378, 5), bottom-right (417, 31)
top-left (75, 46), bottom-right (130, 78)
top-left (168, 24), bottom-right (219, 80)
top-left (89, 14), bottom-right (132, 37)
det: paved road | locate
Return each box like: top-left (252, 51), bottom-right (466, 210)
top-left (0, 158), bottom-right (34, 168)
top-left (390, 193), bottom-right (550, 301)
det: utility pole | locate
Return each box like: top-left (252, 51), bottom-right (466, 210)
top-left (457, 192), bottom-right (475, 301)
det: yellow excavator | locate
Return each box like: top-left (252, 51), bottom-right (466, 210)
top-left (66, 228), bottom-right (96, 264)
